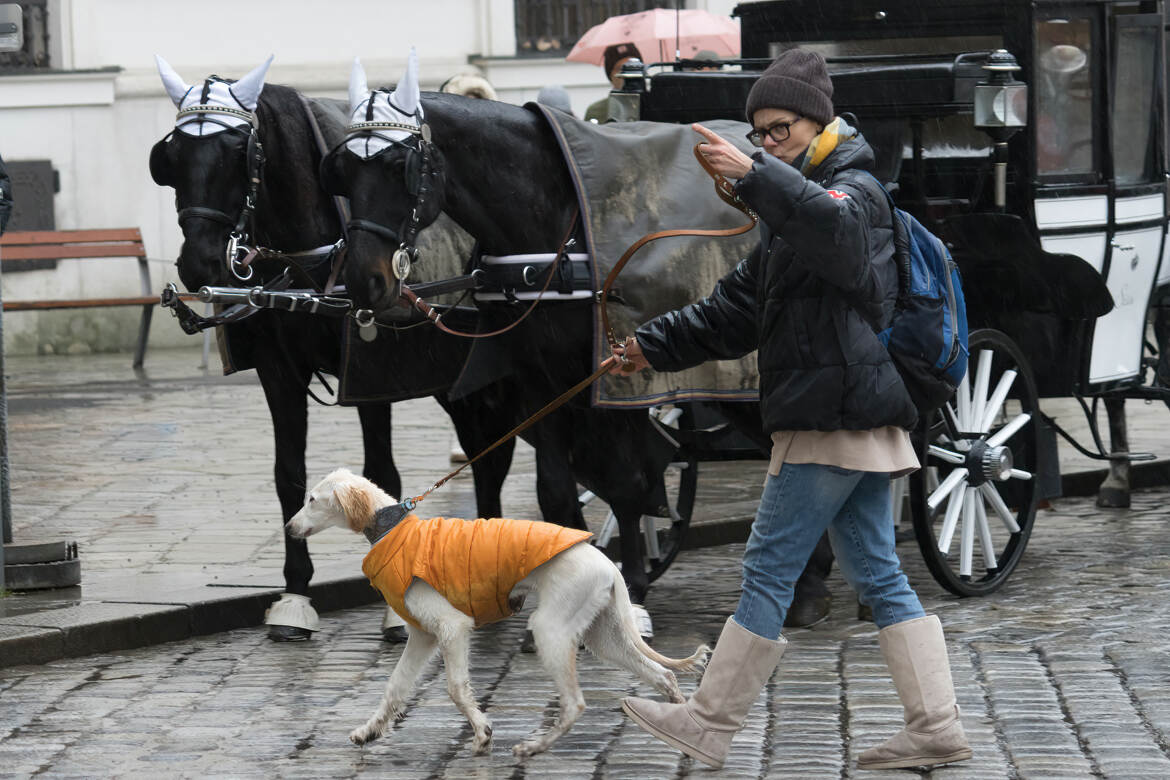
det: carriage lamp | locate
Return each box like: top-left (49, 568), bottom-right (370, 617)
top-left (974, 49), bottom-right (1028, 210)
top-left (607, 58), bottom-right (645, 123)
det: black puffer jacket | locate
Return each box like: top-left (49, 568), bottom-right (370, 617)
top-left (636, 128), bottom-right (918, 433)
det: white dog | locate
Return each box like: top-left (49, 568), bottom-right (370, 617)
top-left (287, 468), bottom-right (709, 757)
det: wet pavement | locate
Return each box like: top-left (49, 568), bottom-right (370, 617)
top-left (1, 345), bottom-right (1169, 777)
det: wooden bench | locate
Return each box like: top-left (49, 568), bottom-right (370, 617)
top-left (1, 228), bottom-right (158, 367)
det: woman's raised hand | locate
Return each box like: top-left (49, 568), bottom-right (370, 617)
top-left (607, 337), bottom-right (651, 375)
top-left (692, 123), bottom-right (753, 180)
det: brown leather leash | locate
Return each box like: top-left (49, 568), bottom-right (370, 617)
top-left (400, 354), bottom-right (620, 511)
top-left (398, 143), bottom-right (759, 512)
top-left (601, 144), bottom-right (758, 356)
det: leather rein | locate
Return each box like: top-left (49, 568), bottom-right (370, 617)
top-left (394, 143), bottom-right (758, 513)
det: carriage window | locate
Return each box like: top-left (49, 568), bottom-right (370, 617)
top-left (1111, 21), bottom-right (1158, 185)
top-left (1035, 18), bottom-right (1094, 176)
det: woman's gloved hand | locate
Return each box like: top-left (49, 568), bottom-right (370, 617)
top-left (607, 336), bottom-right (650, 375)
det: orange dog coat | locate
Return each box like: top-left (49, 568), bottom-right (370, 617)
top-left (361, 514), bottom-right (593, 630)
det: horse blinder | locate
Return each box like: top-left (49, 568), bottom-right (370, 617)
top-left (319, 148), bottom-right (351, 197)
top-left (411, 139), bottom-right (445, 229)
top-left (149, 137), bottom-right (175, 187)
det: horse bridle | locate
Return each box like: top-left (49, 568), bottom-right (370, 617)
top-left (339, 103), bottom-right (444, 318)
top-left (157, 89), bottom-right (266, 283)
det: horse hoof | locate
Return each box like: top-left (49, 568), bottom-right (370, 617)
top-left (382, 625), bottom-right (408, 644)
top-left (268, 624), bottom-right (313, 642)
top-left (520, 629), bottom-right (537, 654)
top-left (1096, 487), bottom-right (1131, 509)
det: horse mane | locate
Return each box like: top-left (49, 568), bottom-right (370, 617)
top-left (416, 92), bottom-right (578, 254)
top-left (251, 83), bottom-right (343, 249)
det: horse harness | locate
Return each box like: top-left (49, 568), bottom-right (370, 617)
top-left (389, 145), bottom-right (760, 516)
top-left (157, 82), bottom-right (348, 336)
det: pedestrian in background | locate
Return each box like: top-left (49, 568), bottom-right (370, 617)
top-left (439, 71), bottom-right (498, 101)
top-left (536, 84), bottom-right (574, 117)
top-left (611, 49), bottom-right (973, 772)
top-left (584, 42), bottom-right (641, 123)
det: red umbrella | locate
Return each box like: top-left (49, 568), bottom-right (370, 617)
top-left (566, 8), bottom-right (740, 66)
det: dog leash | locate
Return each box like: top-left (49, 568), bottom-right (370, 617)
top-left (393, 143), bottom-right (758, 514)
top-left (396, 355), bottom-right (621, 513)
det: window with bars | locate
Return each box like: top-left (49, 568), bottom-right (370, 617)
top-left (0, 0), bottom-right (50, 71)
top-left (515, 0), bottom-right (675, 56)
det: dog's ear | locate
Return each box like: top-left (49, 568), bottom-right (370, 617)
top-left (335, 482), bottom-right (374, 533)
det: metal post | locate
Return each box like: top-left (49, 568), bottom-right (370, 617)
top-left (1, 240), bottom-right (9, 584)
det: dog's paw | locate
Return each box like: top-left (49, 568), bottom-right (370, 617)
top-left (349, 723), bottom-right (382, 746)
top-left (471, 724), bottom-right (493, 755)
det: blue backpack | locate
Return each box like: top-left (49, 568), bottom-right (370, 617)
top-left (850, 172), bottom-right (969, 417)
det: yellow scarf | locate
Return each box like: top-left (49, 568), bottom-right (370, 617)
top-left (799, 117), bottom-right (850, 175)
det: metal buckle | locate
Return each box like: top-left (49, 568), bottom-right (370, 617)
top-left (227, 233), bottom-right (255, 282)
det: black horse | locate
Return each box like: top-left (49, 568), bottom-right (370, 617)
top-left (149, 69), bottom-right (519, 640)
top-left (325, 86), bottom-right (728, 612)
top-left (324, 77), bottom-right (848, 625)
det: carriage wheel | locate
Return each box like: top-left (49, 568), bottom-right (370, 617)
top-left (910, 329), bottom-right (1041, 596)
top-left (643, 445), bottom-right (698, 583)
top-left (587, 405), bottom-right (698, 583)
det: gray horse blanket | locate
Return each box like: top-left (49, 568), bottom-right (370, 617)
top-left (532, 104), bottom-right (761, 408)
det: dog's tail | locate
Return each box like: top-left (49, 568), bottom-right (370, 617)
top-left (610, 574), bottom-right (709, 675)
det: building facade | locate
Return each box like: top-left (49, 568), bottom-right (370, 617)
top-left (0, 0), bottom-right (736, 356)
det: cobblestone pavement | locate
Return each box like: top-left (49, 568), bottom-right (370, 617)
top-left (3, 490), bottom-right (1170, 779)
top-left (2, 347), bottom-right (1170, 778)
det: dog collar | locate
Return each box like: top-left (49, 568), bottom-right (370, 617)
top-left (365, 503), bottom-right (411, 545)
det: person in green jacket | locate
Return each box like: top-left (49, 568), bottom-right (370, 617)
top-left (584, 42), bottom-right (642, 124)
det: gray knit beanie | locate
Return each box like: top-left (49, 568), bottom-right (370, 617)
top-left (744, 49), bottom-right (834, 126)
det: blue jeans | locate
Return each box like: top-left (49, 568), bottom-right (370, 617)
top-left (734, 463), bottom-right (925, 638)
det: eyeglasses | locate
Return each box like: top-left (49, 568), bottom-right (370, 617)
top-left (746, 117), bottom-right (802, 147)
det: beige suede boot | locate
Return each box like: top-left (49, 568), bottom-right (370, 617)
top-left (621, 616), bottom-right (786, 769)
top-left (857, 614), bottom-right (973, 770)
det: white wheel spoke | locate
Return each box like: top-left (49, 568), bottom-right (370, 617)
top-left (971, 349), bottom-right (993, 429)
top-left (938, 484), bottom-right (965, 554)
top-left (596, 510), bottom-right (618, 547)
top-left (979, 369), bottom-right (1018, 433)
top-left (978, 483), bottom-right (1021, 533)
top-left (987, 412), bottom-right (1032, 447)
top-left (928, 467), bottom-right (969, 512)
top-left (890, 476), bottom-right (908, 524)
top-left (642, 515), bottom-right (661, 559)
top-left (957, 369), bottom-right (973, 429)
top-left (975, 493), bottom-right (998, 570)
top-left (928, 445), bottom-right (965, 465)
top-left (960, 488), bottom-right (976, 577)
top-left (945, 402), bottom-right (959, 434)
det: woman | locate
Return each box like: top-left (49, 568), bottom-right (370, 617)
top-left (611, 49), bottom-right (972, 771)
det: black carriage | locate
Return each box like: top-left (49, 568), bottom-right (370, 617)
top-left (605, 0), bottom-right (1170, 595)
